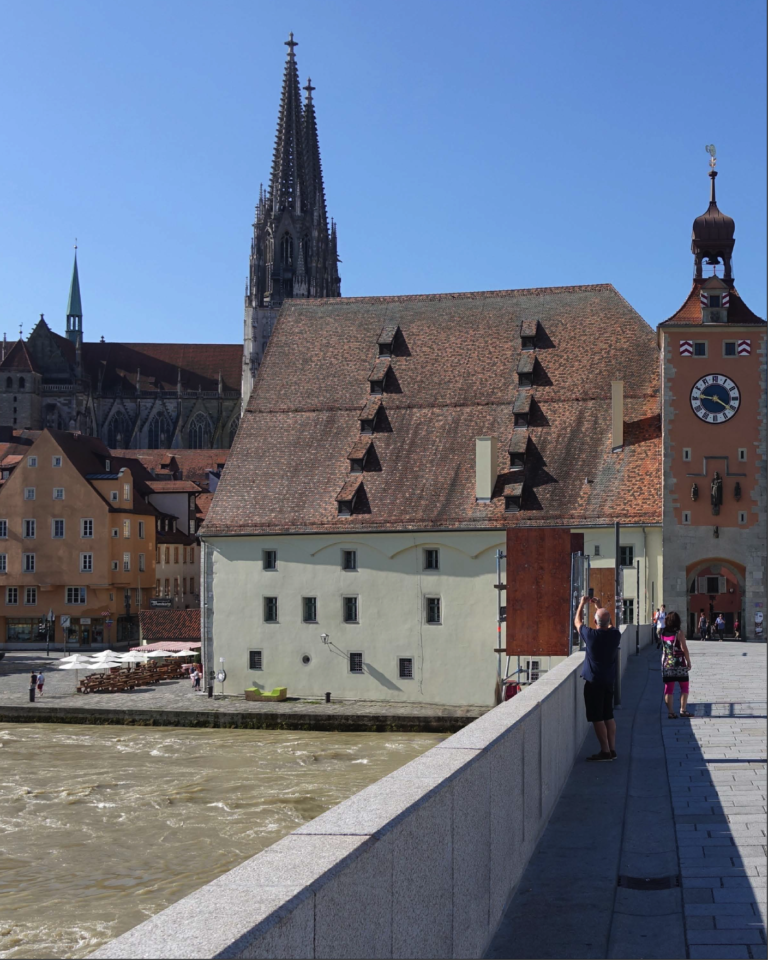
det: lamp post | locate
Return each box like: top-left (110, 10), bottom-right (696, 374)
top-left (46, 608), bottom-right (54, 656)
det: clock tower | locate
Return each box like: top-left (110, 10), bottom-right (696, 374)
top-left (659, 159), bottom-right (767, 640)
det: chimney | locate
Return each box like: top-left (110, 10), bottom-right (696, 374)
top-left (611, 381), bottom-right (624, 450)
top-left (475, 437), bottom-right (498, 502)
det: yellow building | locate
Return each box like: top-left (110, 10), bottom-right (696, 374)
top-left (0, 430), bottom-right (157, 648)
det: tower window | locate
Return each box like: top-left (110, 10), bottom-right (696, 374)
top-left (738, 512), bottom-right (747, 524)
top-left (682, 448), bottom-right (691, 462)
top-left (738, 448), bottom-right (747, 462)
top-left (708, 295), bottom-right (720, 308)
top-left (280, 234), bottom-right (294, 266)
top-left (723, 341), bottom-right (737, 357)
top-left (682, 511), bottom-right (691, 525)
top-left (693, 342), bottom-right (707, 357)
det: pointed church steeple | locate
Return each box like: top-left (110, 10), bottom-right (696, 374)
top-left (691, 149), bottom-right (735, 282)
top-left (303, 78), bottom-right (326, 227)
top-left (269, 33), bottom-right (307, 217)
top-left (66, 246), bottom-right (83, 343)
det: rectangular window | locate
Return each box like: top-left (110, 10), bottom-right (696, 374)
top-left (693, 342), bottom-right (707, 357)
top-left (110, 491), bottom-right (119, 502)
top-left (343, 596), bottom-right (359, 623)
top-left (164, 547), bottom-right (170, 564)
top-left (303, 596), bottom-right (317, 623)
top-left (135, 588), bottom-right (141, 606)
top-left (51, 519), bottom-right (65, 539)
top-left (189, 547), bottom-right (194, 564)
top-left (399, 657), bottom-right (414, 680)
top-left (263, 549), bottom-right (277, 571)
top-left (138, 521), bottom-right (145, 539)
top-left (682, 511), bottom-right (691, 524)
top-left (622, 599), bottom-right (635, 625)
top-left (183, 547), bottom-right (188, 565)
top-left (66, 586), bottom-right (87, 604)
top-left (111, 561), bottom-right (118, 571)
top-left (123, 520), bottom-right (131, 538)
top-left (52, 456), bottom-right (62, 468)
top-left (25, 586), bottom-right (37, 606)
top-left (619, 545), bottom-right (634, 567)
top-left (156, 546), bottom-right (160, 563)
top-left (53, 487), bottom-right (65, 500)
top-left (723, 341), bottom-right (737, 357)
top-left (529, 660), bottom-right (541, 683)
top-left (111, 528), bottom-right (119, 538)
top-left (155, 579), bottom-right (161, 595)
top-left (705, 576), bottom-right (720, 595)
top-left (594, 544), bottom-right (600, 557)
top-left (23, 553), bottom-right (35, 573)
top-left (264, 596), bottom-right (278, 622)
top-left (182, 576), bottom-right (187, 594)
top-left (738, 448), bottom-right (747, 462)
top-left (164, 578), bottom-right (170, 596)
top-left (738, 511), bottom-right (747, 524)
top-left (708, 295), bottom-right (721, 308)
top-left (123, 553), bottom-right (130, 572)
top-left (426, 597), bottom-right (442, 624)
top-left (24, 487), bottom-right (35, 500)
top-left (349, 652), bottom-right (364, 674)
top-left (80, 553), bottom-right (93, 572)
top-left (682, 448), bottom-right (691, 462)
top-left (139, 553), bottom-right (146, 573)
top-left (105, 459), bottom-right (111, 471)
top-left (0, 554), bottom-right (5, 573)
top-left (173, 577), bottom-right (179, 596)
top-left (342, 550), bottom-right (357, 571)
top-left (0, 520), bottom-right (6, 539)
top-left (189, 576), bottom-right (195, 594)
top-left (81, 518), bottom-right (93, 538)
top-left (6, 587), bottom-right (18, 605)
top-left (174, 546), bottom-right (179, 564)
top-left (423, 548), bottom-right (440, 571)
top-left (249, 650), bottom-right (263, 671)
top-left (124, 483), bottom-right (131, 501)
top-left (27, 456), bottom-right (37, 468)
top-left (23, 519), bottom-right (36, 539)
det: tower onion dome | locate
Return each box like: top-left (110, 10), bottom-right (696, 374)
top-left (692, 170), bottom-right (735, 280)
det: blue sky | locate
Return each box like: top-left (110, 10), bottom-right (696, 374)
top-left (1, 0), bottom-right (765, 345)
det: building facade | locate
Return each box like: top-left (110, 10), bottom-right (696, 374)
top-left (659, 164), bottom-right (767, 639)
top-left (241, 34), bottom-right (340, 409)
top-left (0, 256), bottom-right (242, 450)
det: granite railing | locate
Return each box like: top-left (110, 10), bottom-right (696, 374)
top-left (93, 624), bottom-right (655, 960)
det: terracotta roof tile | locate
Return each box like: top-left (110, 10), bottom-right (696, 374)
top-left (138, 609), bottom-right (201, 641)
top-left (347, 437), bottom-right (373, 460)
top-left (513, 390), bottom-right (532, 414)
top-left (661, 281), bottom-right (765, 326)
top-left (520, 319), bottom-right (538, 338)
top-left (517, 353), bottom-right (536, 375)
top-left (368, 358), bottom-right (391, 382)
top-left (358, 397), bottom-right (382, 421)
top-left (195, 492), bottom-right (214, 521)
top-left (146, 480), bottom-right (202, 493)
top-left (507, 432), bottom-right (529, 455)
top-left (112, 449), bottom-right (228, 485)
top-left (336, 475), bottom-right (364, 502)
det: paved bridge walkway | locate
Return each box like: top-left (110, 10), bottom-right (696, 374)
top-left (486, 641), bottom-right (766, 960)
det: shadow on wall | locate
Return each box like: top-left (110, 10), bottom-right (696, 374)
top-left (364, 661), bottom-right (402, 692)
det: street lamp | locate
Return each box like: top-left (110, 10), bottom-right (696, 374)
top-left (46, 609), bottom-right (54, 656)
top-left (320, 633), bottom-right (329, 644)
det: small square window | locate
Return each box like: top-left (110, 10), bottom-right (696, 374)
top-left (426, 597), bottom-right (442, 624)
top-left (249, 650), bottom-right (263, 671)
top-left (708, 295), bottom-right (721, 308)
top-left (263, 550), bottom-right (277, 571)
top-left (682, 448), bottom-right (691, 461)
top-left (303, 596), bottom-right (317, 623)
top-left (27, 456), bottom-right (37, 468)
top-left (398, 657), bottom-right (414, 680)
top-left (6, 587), bottom-right (18, 605)
top-left (111, 560), bottom-right (119, 571)
top-left (264, 596), bottom-right (278, 622)
top-left (349, 652), bottom-right (364, 674)
top-left (24, 487), bottom-right (35, 500)
top-left (693, 342), bottom-right (707, 357)
top-left (52, 456), bottom-right (62, 468)
top-left (593, 544), bottom-right (600, 557)
top-left (738, 448), bottom-right (747, 462)
top-left (724, 341), bottom-right (737, 357)
top-left (110, 491), bottom-right (119, 502)
top-left (343, 596), bottom-right (359, 623)
top-left (81, 518), bottom-right (94, 538)
top-left (682, 511), bottom-right (691, 525)
top-left (423, 548), bottom-right (439, 571)
top-left (342, 550), bottom-right (357, 571)
top-left (619, 545), bottom-right (634, 567)
top-left (738, 511), bottom-right (747, 524)
top-left (52, 519), bottom-right (65, 538)
top-left (53, 487), bottom-right (65, 500)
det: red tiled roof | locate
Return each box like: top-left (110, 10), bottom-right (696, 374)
top-left (661, 282), bottom-right (765, 326)
top-left (138, 610), bottom-right (201, 641)
top-left (79, 342), bottom-right (242, 392)
top-left (203, 284), bottom-right (662, 536)
top-left (146, 480), bottom-right (202, 493)
top-left (112, 449), bottom-right (228, 485)
top-left (195, 492), bottom-right (214, 521)
top-left (0, 339), bottom-right (40, 372)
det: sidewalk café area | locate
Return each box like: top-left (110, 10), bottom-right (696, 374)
top-left (56, 644), bottom-right (201, 695)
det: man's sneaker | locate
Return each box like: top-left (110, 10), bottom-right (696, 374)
top-left (586, 751), bottom-right (613, 762)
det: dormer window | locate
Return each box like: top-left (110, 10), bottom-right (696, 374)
top-left (358, 398), bottom-right (382, 435)
top-left (504, 482), bottom-right (524, 513)
top-left (521, 337), bottom-right (535, 351)
top-left (708, 295), bottom-right (720, 308)
top-left (520, 319), bottom-right (538, 351)
top-left (336, 476), bottom-right (363, 516)
top-left (368, 358), bottom-right (391, 396)
top-left (508, 432), bottom-right (528, 468)
top-left (347, 438), bottom-right (372, 474)
top-left (376, 322), bottom-right (400, 357)
top-left (513, 390), bottom-right (532, 428)
top-left (517, 353), bottom-right (535, 387)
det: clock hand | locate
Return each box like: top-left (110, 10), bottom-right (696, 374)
top-left (700, 392), bottom-right (734, 410)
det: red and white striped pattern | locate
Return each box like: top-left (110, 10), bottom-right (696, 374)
top-left (737, 339), bottom-right (751, 356)
top-left (722, 291), bottom-right (730, 308)
top-left (680, 340), bottom-right (693, 356)
top-left (699, 290), bottom-right (730, 308)
top-left (700, 291), bottom-right (709, 306)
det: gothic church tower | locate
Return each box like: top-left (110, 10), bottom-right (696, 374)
top-left (242, 34), bottom-right (341, 407)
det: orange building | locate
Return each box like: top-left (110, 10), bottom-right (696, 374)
top-left (659, 162), bottom-right (766, 638)
top-left (0, 430), bottom-right (158, 648)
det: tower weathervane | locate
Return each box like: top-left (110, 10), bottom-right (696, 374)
top-left (705, 144), bottom-right (717, 169)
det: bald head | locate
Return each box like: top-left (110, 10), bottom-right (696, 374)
top-left (595, 607), bottom-right (611, 627)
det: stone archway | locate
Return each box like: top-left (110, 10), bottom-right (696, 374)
top-left (685, 557), bottom-right (745, 639)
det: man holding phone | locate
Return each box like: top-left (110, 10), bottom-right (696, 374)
top-left (575, 594), bottom-right (622, 762)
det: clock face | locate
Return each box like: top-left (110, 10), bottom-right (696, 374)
top-left (690, 374), bottom-right (741, 423)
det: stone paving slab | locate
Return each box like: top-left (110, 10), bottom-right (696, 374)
top-left (0, 650), bottom-right (487, 732)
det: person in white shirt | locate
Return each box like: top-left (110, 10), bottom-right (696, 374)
top-left (36, 671), bottom-right (45, 697)
top-left (656, 605), bottom-right (667, 639)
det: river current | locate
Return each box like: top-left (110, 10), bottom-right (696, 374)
top-left (0, 724), bottom-right (443, 959)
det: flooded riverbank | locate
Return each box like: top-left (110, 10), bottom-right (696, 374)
top-left (0, 724), bottom-right (443, 959)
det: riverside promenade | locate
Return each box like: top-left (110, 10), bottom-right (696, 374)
top-left (487, 641), bottom-right (766, 960)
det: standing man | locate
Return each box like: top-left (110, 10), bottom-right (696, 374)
top-left (698, 610), bottom-right (708, 641)
top-left (575, 595), bottom-right (622, 762)
top-left (715, 613), bottom-right (726, 642)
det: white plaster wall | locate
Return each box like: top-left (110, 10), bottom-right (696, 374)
top-left (207, 531), bottom-right (506, 706)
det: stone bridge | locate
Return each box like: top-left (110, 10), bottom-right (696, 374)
top-left (93, 633), bottom-right (766, 960)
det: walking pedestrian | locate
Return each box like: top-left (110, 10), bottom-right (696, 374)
top-left (660, 611), bottom-right (693, 718)
top-left (29, 672), bottom-right (37, 703)
top-left (194, 670), bottom-right (201, 692)
top-left (575, 595), bottom-right (621, 762)
top-left (657, 604), bottom-right (667, 640)
top-left (714, 613), bottom-right (726, 642)
top-left (734, 616), bottom-right (741, 640)
top-left (36, 670), bottom-right (45, 697)
top-left (698, 610), bottom-right (708, 641)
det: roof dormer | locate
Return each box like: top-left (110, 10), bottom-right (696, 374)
top-left (508, 431), bottom-right (528, 469)
top-left (517, 352), bottom-right (536, 387)
top-left (700, 276), bottom-right (730, 324)
top-left (347, 437), bottom-right (372, 474)
top-left (377, 323), bottom-right (400, 357)
top-left (513, 390), bottom-right (532, 428)
top-left (358, 397), bottom-right (382, 434)
top-left (368, 357), bottom-right (391, 395)
top-left (520, 319), bottom-right (538, 351)
top-left (336, 475), bottom-right (363, 516)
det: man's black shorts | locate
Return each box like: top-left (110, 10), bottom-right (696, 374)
top-left (583, 680), bottom-right (614, 723)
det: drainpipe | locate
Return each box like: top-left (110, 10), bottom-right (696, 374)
top-left (614, 521), bottom-right (622, 707)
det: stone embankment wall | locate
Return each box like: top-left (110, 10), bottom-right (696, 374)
top-left (93, 624), bottom-right (654, 960)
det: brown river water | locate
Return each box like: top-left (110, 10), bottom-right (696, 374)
top-left (0, 724), bottom-right (444, 959)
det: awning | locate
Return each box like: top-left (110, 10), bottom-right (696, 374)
top-left (130, 641), bottom-right (201, 652)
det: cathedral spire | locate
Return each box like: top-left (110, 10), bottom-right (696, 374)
top-left (269, 33), bottom-right (307, 216)
top-left (66, 244), bottom-right (83, 344)
top-left (303, 77), bottom-right (327, 228)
